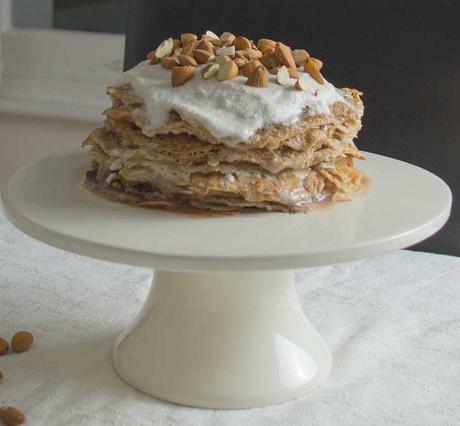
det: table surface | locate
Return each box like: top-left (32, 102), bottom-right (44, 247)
top-left (1, 149), bottom-right (452, 271)
top-left (1, 204), bottom-right (459, 425)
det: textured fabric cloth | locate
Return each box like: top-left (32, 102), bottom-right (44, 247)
top-left (0, 203), bottom-right (459, 426)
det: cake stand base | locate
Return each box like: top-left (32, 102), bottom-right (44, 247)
top-left (112, 270), bottom-right (331, 409)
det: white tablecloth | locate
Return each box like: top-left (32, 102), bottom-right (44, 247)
top-left (0, 204), bottom-right (459, 426)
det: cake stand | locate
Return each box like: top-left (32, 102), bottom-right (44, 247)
top-left (1, 149), bottom-right (451, 409)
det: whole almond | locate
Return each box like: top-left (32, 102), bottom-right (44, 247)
top-left (155, 37), bottom-right (174, 58)
top-left (181, 33), bottom-right (198, 45)
top-left (240, 49), bottom-right (263, 60)
top-left (11, 331), bottom-right (33, 353)
top-left (171, 66), bottom-right (196, 87)
top-left (0, 406), bottom-right (26, 426)
top-left (309, 57), bottom-right (324, 70)
top-left (181, 42), bottom-right (195, 56)
top-left (261, 46), bottom-right (275, 55)
top-left (201, 63), bottom-right (220, 79)
top-left (246, 66), bottom-right (269, 88)
top-left (177, 54), bottom-right (197, 67)
top-left (215, 55), bottom-right (232, 65)
top-left (196, 40), bottom-right (214, 53)
top-left (161, 56), bottom-right (179, 70)
top-left (275, 42), bottom-right (296, 69)
top-left (146, 51), bottom-right (161, 64)
top-left (193, 49), bottom-right (215, 64)
top-left (292, 49), bottom-right (310, 66)
top-left (295, 73), bottom-right (309, 91)
top-left (220, 31), bottom-right (236, 45)
top-left (304, 60), bottom-right (325, 84)
top-left (233, 36), bottom-right (252, 51)
top-left (234, 57), bottom-right (248, 68)
top-left (210, 38), bottom-right (223, 47)
top-left (276, 65), bottom-right (290, 86)
top-left (217, 61), bottom-right (239, 81)
top-left (260, 52), bottom-right (278, 69)
top-left (242, 60), bottom-right (263, 77)
top-left (0, 337), bottom-right (8, 355)
top-left (257, 38), bottom-right (276, 51)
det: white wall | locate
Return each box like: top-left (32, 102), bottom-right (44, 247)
top-left (0, 112), bottom-right (96, 187)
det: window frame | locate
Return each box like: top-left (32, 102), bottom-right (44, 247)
top-left (0, 0), bottom-right (125, 122)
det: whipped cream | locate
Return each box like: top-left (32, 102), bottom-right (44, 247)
top-left (117, 60), bottom-right (343, 145)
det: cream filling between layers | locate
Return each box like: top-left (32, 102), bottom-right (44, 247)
top-left (117, 60), bottom-right (344, 146)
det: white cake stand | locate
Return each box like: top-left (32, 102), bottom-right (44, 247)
top-left (1, 149), bottom-right (451, 409)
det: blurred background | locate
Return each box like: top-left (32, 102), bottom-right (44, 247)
top-left (0, 0), bottom-right (458, 255)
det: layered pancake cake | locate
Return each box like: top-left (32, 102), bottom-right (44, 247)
top-left (83, 31), bottom-right (367, 213)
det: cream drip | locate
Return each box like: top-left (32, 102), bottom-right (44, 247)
top-left (117, 60), bottom-right (344, 146)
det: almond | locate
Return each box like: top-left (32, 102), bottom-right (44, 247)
top-left (292, 49), bottom-right (310, 66)
top-left (233, 36), bottom-right (252, 50)
top-left (276, 65), bottom-right (290, 85)
top-left (181, 33), bottom-right (198, 45)
top-left (172, 38), bottom-right (182, 53)
top-left (220, 31), bottom-right (236, 45)
top-left (171, 66), bottom-right (196, 87)
top-left (177, 54), bottom-right (197, 67)
top-left (240, 49), bottom-right (263, 60)
top-left (216, 46), bottom-right (235, 57)
top-left (304, 60), bottom-right (325, 84)
top-left (287, 67), bottom-right (300, 78)
top-left (309, 57), bottom-right (323, 70)
top-left (181, 42), bottom-right (195, 56)
top-left (193, 49), bottom-right (215, 64)
top-left (146, 51), bottom-right (161, 64)
top-left (257, 38), bottom-right (276, 51)
top-left (246, 66), bottom-right (269, 88)
top-left (295, 73), bottom-right (309, 91)
top-left (0, 337), bottom-right (8, 355)
top-left (11, 331), bottom-right (33, 353)
top-left (161, 56), bottom-right (179, 70)
top-left (260, 52), bottom-right (278, 69)
top-left (261, 46), bottom-right (275, 55)
top-left (242, 59), bottom-right (263, 77)
top-left (196, 40), bottom-right (214, 53)
top-left (215, 55), bottom-right (232, 65)
top-left (201, 63), bottom-right (219, 79)
top-left (275, 42), bottom-right (296, 69)
top-left (0, 370), bottom-right (3, 380)
top-left (234, 57), bottom-right (248, 68)
top-left (155, 37), bottom-right (174, 58)
top-left (205, 30), bottom-right (219, 39)
top-left (217, 61), bottom-right (239, 81)
top-left (210, 38), bottom-right (223, 47)
top-left (0, 406), bottom-right (26, 426)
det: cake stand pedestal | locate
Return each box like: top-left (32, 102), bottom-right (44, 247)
top-left (1, 149), bottom-right (451, 409)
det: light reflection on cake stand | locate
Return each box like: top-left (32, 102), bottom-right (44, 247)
top-left (1, 149), bottom-right (451, 409)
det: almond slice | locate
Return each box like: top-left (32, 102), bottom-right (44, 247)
top-left (233, 36), bottom-right (252, 51)
top-left (201, 63), bottom-right (220, 79)
top-left (205, 30), bottom-right (219, 39)
top-left (216, 46), bottom-right (235, 57)
top-left (246, 66), bottom-right (269, 88)
top-left (177, 54), bottom-right (198, 67)
top-left (242, 59), bottom-right (263, 77)
top-left (155, 37), bottom-right (174, 58)
top-left (147, 51), bottom-right (161, 64)
top-left (215, 55), bottom-right (232, 65)
top-left (274, 42), bottom-right (296, 69)
top-left (171, 66), bottom-right (196, 87)
top-left (304, 60), bottom-right (325, 84)
top-left (292, 49), bottom-right (310, 66)
top-left (295, 73), bottom-right (309, 91)
top-left (181, 33), bottom-right (198, 45)
top-left (220, 31), bottom-right (236, 45)
top-left (309, 57), bottom-right (323, 70)
top-left (193, 49), bottom-right (215, 64)
top-left (161, 56), bottom-right (179, 69)
top-left (217, 61), bottom-right (239, 81)
top-left (276, 65), bottom-right (290, 85)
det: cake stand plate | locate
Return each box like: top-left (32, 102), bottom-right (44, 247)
top-left (1, 149), bottom-right (451, 409)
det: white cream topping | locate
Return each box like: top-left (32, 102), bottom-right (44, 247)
top-left (117, 60), bottom-right (343, 145)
